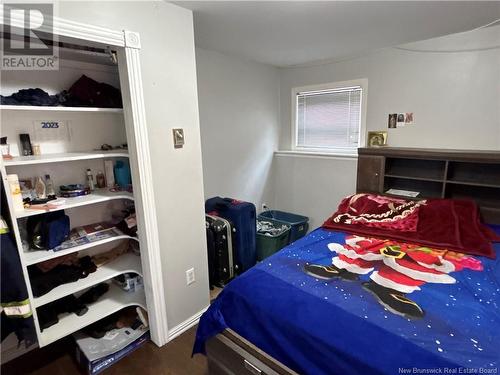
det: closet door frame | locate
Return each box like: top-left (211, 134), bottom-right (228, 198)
top-left (3, 13), bottom-right (169, 346)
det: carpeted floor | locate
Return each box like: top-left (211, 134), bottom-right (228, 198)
top-left (1, 326), bottom-right (207, 375)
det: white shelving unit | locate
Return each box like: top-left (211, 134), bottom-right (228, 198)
top-left (24, 230), bottom-right (138, 266)
top-left (4, 151), bottom-right (129, 166)
top-left (38, 283), bottom-right (146, 347)
top-left (14, 189), bottom-right (134, 218)
top-left (33, 252), bottom-right (142, 308)
top-left (0, 105), bottom-right (123, 113)
top-left (0, 16), bottom-right (167, 351)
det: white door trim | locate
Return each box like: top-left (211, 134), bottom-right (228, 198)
top-left (118, 41), bottom-right (169, 346)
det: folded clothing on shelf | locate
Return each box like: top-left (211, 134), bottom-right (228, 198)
top-left (37, 283), bottom-right (109, 331)
top-left (37, 295), bottom-right (88, 331)
top-left (0, 88), bottom-right (61, 106)
top-left (1, 75), bottom-right (122, 108)
top-left (29, 255), bottom-right (97, 297)
top-left (62, 75), bottom-right (122, 108)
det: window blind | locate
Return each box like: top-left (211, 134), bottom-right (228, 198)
top-left (296, 86), bottom-right (362, 150)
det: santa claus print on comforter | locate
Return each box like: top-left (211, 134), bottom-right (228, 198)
top-left (194, 227), bottom-right (500, 375)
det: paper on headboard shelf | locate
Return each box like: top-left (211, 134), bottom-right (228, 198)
top-left (385, 189), bottom-right (420, 198)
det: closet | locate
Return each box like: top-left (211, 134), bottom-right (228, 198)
top-left (0, 14), bottom-right (166, 352)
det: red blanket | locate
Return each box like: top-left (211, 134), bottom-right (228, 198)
top-left (323, 194), bottom-right (499, 258)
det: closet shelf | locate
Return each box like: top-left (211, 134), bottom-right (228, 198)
top-left (33, 252), bottom-right (142, 308)
top-left (38, 283), bottom-right (146, 347)
top-left (15, 189), bottom-right (134, 219)
top-left (4, 151), bottom-right (129, 166)
top-left (0, 105), bottom-right (123, 113)
top-left (24, 230), bottom-right (138, 266)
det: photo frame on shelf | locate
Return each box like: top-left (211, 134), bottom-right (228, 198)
top-left (367, 131), bottom-right (388, 147)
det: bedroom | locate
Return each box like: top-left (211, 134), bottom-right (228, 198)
top-left (0, 1), bottom-right (499, 374)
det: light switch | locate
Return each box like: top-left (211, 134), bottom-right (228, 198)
top-left (172, 128), bottom-right (184, 148)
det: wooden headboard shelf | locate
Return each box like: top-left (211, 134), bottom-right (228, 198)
top-left (356, 147), bottom-right (500, 224)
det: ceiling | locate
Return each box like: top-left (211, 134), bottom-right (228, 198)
top-left (172, 1), bottom-right (500, 67)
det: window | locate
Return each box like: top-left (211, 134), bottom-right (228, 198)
top-left (292, 79), bottom-right (367, 154)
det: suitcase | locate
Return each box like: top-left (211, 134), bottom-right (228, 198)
top-left (205, 222), bottom-right (216, 290)
top-left (205, 214), bottom-right (237, 287)
top-left (205, 197), bottom-right (257, 272)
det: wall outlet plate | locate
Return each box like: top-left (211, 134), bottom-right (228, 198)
top-left (173, 128), bottom-right (184, 148)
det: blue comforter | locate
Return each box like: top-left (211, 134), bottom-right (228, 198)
top-left (194, 227), bottom-right (500, 375)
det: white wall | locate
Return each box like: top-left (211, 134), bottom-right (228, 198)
top-left (275, 25), bottom-right (500, 227)
top-left (58, 1), bottom-right (209, 333)
top-left (196, 48), bottom-right (280, 210)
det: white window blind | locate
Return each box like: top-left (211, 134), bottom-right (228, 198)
top-left (296, 86), bottom-right (362, 150)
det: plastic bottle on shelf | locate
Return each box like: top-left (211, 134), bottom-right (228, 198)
top-left (45, 174), bottom-right (56, 199)
top-left (34, 176), bottom-right (46, 199)
top-left (114, 160), bottom-right (131, 188)
top-left (86, 169), bottom-right (95, 191)
top-left (7, 174), bottom-right (24, 211)
top-left (96, 171), bottom-right (106, 189)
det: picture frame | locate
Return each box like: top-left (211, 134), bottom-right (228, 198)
top-left (367, 131), bottom-right (388, 147)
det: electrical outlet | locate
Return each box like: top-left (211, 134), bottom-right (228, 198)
top-left (186, 268), bottom-right (195, 285)
top-left (262, 203), bottom-right (268, 211)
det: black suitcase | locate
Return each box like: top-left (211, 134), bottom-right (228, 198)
top-left (205, 222), bottom-right (217, 290)
top-left (206, 214), bottom-right (237, 287)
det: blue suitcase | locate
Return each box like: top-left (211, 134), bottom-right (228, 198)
top-left (205, 197), bottom-right (256, 272)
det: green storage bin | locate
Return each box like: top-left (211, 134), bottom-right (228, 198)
top-left (256, 218), bottom-right (291, 261)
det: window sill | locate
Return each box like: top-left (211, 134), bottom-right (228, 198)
top-left (274, 150), bottom-right (358, 160)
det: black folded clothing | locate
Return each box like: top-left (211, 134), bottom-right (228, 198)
top-left (37, 283), bottom-right (110, 331)
top-left (62, 75), bottom-right (122, 108)
top-left (29, 256), bottom-right (97, 297)
top-left (77, 283), bottom-right (109, 305)
top-left (1, 75), bottom-right (122, 108)
top-left (1, 88), bottom-right (60, 106)
top-left (37, 295), bottom-right (88, 331)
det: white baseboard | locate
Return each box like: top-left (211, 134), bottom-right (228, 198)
top-left (167, 305), bottom-right (209, 342)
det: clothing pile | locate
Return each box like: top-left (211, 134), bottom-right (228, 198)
top-left (29, 241), bottom-right (132, 298)
top-left (37, 283), bottom-right (109, 331)
top-left (29, 255), bottom-right (97, 297)
top-left (257, 220), bottom-right (289, 237)
top-left (81, 306), bottom-right (146, 339)
top-left (116, 209), bottom-right (137, 237)
top-left (1, 75), bottom-right (122, 108)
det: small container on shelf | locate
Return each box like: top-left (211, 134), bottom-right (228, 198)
top-left (7, 174), bottom-right (24, 211)
top-left (86, 169), bottom-right (95, 191)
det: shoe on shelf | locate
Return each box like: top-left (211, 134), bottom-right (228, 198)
top-left (303, 264), bottom-right (358, 281)
top-left (362, 281), bottom-right (425, 319)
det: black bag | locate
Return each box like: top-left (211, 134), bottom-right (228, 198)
top-left (27, 211), bottom-right (70, 250)
top-left (206, 214), bottom-right (237, 287)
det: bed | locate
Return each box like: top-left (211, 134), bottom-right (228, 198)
top-left (194, 148), bottom-right (500, 375)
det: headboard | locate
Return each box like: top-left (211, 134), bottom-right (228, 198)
top-left (356, 147), bottom-right (500, 224)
